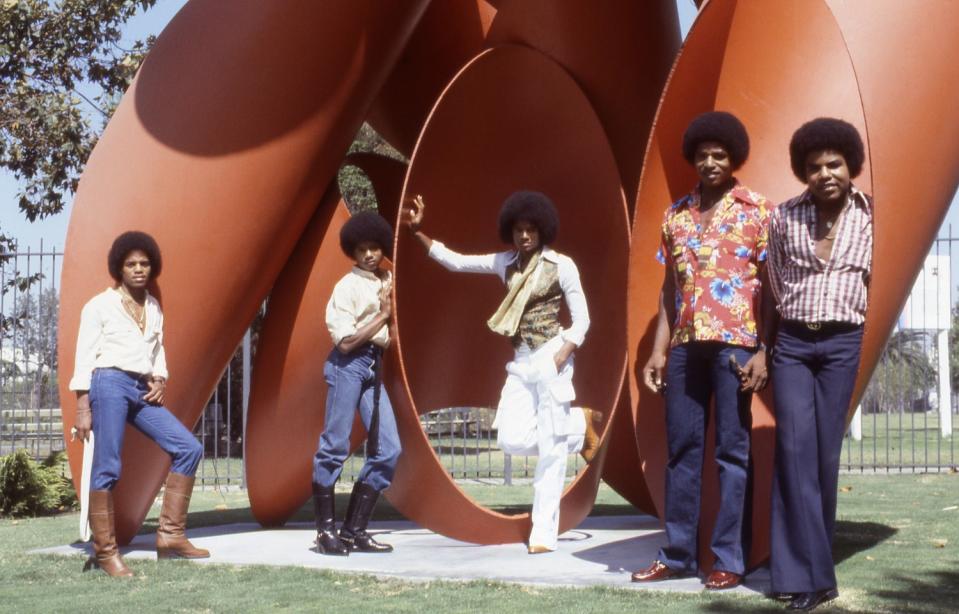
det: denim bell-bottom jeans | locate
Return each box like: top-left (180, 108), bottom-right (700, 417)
top-left (658, 341), bottom-right (755, 575)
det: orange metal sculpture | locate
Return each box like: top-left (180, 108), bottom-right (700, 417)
top-left (58, 0), bottom-right (959, 559)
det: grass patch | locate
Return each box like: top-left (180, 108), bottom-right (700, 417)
top-left (1, 475), bottom-right (957, 613)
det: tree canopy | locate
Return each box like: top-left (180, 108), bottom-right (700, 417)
top-left (0, 0), bottom-right (157, 252)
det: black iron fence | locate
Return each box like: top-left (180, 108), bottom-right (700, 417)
top-left (1, 240), bottom-right (957, 488)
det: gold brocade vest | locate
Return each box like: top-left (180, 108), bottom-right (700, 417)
top-left (506, 259), bottom-right (562, 350)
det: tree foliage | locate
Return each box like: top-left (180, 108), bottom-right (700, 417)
top-left (1, 0), bottom-right (157, 229)
top-left (862, 329), bottom-right (937, 413)
top-left (337, 123), bottom-right (407, 213)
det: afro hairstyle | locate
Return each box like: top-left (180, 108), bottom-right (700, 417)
top-left (681, 111), bottom-right (750, 170)
top-left (497, 191), bottom-right (559, 245)
top-left (340, 210), bottom-right (394, 258)
top-left (107, 231), bottom-right (162, 282)
top-left (789, 117), bottom-right (865, 181)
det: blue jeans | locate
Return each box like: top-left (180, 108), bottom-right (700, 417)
top-left (90, 368), bottom-right (203, 490)
top-left (770, 324), bottom-right (863, 593)
top-left (312, 345), bottom-right (401, 492)
top-left (658, 342), bottom-right (755, 574)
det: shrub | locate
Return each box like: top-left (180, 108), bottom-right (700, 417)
top-left (0, 450), bottom-right (78, 517)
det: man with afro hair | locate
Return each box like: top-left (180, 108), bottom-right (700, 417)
top-left (70, 231), bottom-right (209, 576)
top-left (766, 118), bottom-right (872, 611)
top-left (406, 191), bottom-right (597, 554)
top-left (312, 210), bottom-right (401, 556)
top-left (633, 111), bottom-right (773, 591)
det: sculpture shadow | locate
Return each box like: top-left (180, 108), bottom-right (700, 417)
top-left (832, 519), bottom-right (897, 564)
top-left (872, 569), bottom-right (959, 614)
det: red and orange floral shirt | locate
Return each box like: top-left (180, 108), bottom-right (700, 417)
top-left (656, 181), bottom-right (773, 348)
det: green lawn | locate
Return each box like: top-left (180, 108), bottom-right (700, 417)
top-left (1, 474), bottom-right (958, 613)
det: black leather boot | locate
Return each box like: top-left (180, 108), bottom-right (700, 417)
top-left (312, 483), bottom-right (349, 556)
top-left (339, 481), bottom-right (393, 553)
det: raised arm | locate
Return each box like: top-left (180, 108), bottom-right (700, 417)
top-left (405, 194), bottom-right (503, 277)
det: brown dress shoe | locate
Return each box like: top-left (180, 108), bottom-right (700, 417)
top-left (704, 570), bottom-right (743, 590)
top-left (631, 560), bottom-right (683, 582)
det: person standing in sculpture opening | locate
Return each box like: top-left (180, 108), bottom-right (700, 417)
top-left (406, 191), bottom-right (599, 554)
top-left (311, 210), bottom-right (402, 557)
top-left (632, 111), bottom-right (773, 591)
top-left (766, 118), bottom-right (872, 612)
top-left (69, 231), bottom-right (208, 577)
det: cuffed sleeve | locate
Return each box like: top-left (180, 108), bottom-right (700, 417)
top-left (68, 300), bottom-right (103, 391)
top-left (558, 256), bottom-right (589, 347)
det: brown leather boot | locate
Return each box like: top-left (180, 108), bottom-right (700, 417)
top-left (580, 407), bottom-right (602, 462)
top-left (85, 490), bottom-right (134, 577)
top-left (156, 473), bottom-right (210, 559)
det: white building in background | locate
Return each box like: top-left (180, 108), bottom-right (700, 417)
top-left (851, 253), bottom-right (953, 440)
top-left (0, 346), bottom-right (50, 377)
top-left (898, 254), bottom-right (952, 437)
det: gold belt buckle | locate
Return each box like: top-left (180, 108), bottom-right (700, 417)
top-left (806, 322), bottom-right (822, 331)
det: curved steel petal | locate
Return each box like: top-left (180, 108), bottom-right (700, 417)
top-left (57, 0), bottom-right (431, 544)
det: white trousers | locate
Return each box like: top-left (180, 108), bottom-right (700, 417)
top-left (493, 335), bottom-right (586, 550)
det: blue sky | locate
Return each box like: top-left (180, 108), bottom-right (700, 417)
top-left (3, 0), bottom-right (957, 249)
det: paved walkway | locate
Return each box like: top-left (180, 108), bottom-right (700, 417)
top-left (35, 515), bottom-right (770, 594)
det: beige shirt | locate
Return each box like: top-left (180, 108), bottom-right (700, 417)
top-left (69, 288), bottom-right (168, 391)
top-left (325, 267), bottom-right (392, 348)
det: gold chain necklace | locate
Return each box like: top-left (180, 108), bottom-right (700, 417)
top-left (117, 287), bottom-right (146, 332)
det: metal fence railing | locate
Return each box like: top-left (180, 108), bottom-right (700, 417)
top-left (1, 240), bottom-right (957, 488)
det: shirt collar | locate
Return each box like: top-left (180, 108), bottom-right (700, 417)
top-left (505, 246), bottom-right (560, 266)
top-left (790, 184), bottom-right (871, 212)
top-left (109, 286), bottom-right (153, 302)
top-left (674, 178), bottom-right (758, 210)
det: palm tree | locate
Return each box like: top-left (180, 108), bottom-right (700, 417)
top-left (863, 330), bottom-right (936, 413)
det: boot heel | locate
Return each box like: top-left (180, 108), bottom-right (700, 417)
top-left (83, 557), bottom-right (98, 572)
top-left (156, 548), bottom-right (179, 560)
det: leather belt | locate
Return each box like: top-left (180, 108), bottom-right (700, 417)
top-left (782, 320), bottom-right (862, 335)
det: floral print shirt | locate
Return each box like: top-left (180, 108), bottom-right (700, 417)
top-left (656, 181), bottom-right (773, 348)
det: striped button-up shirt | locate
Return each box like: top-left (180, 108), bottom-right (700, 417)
top-left (768, 186), bottom-right (873, 324)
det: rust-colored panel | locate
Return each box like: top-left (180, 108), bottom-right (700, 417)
top-left (591, 380), bottom-right (657, 516)
top-left (247, 154), bottom-right (407, 527)
top-left (389, 45), bottom-right (629, 542)
top-left (366, 0), bottom-right (497, 156)
top-left (57, 0), bottom-right (431, 545)
top-left (245, 192), bottom-right (361, 526)
top-left (628, 0), bottom-right (870, 570)
top-left (825, 0), bottom-right (959, 417)
top-left (486, 0), bottom-right (681, 205)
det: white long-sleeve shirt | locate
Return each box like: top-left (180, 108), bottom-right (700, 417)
top-left (428, 241), bottom-right (590, 347)
top-left (69, 288), bottom-right (168, 391)
top-left (325, 267), bottom-right (392, 348)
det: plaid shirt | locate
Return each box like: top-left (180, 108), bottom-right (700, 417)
top-left (768, 186), bottom-right (872, 324)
